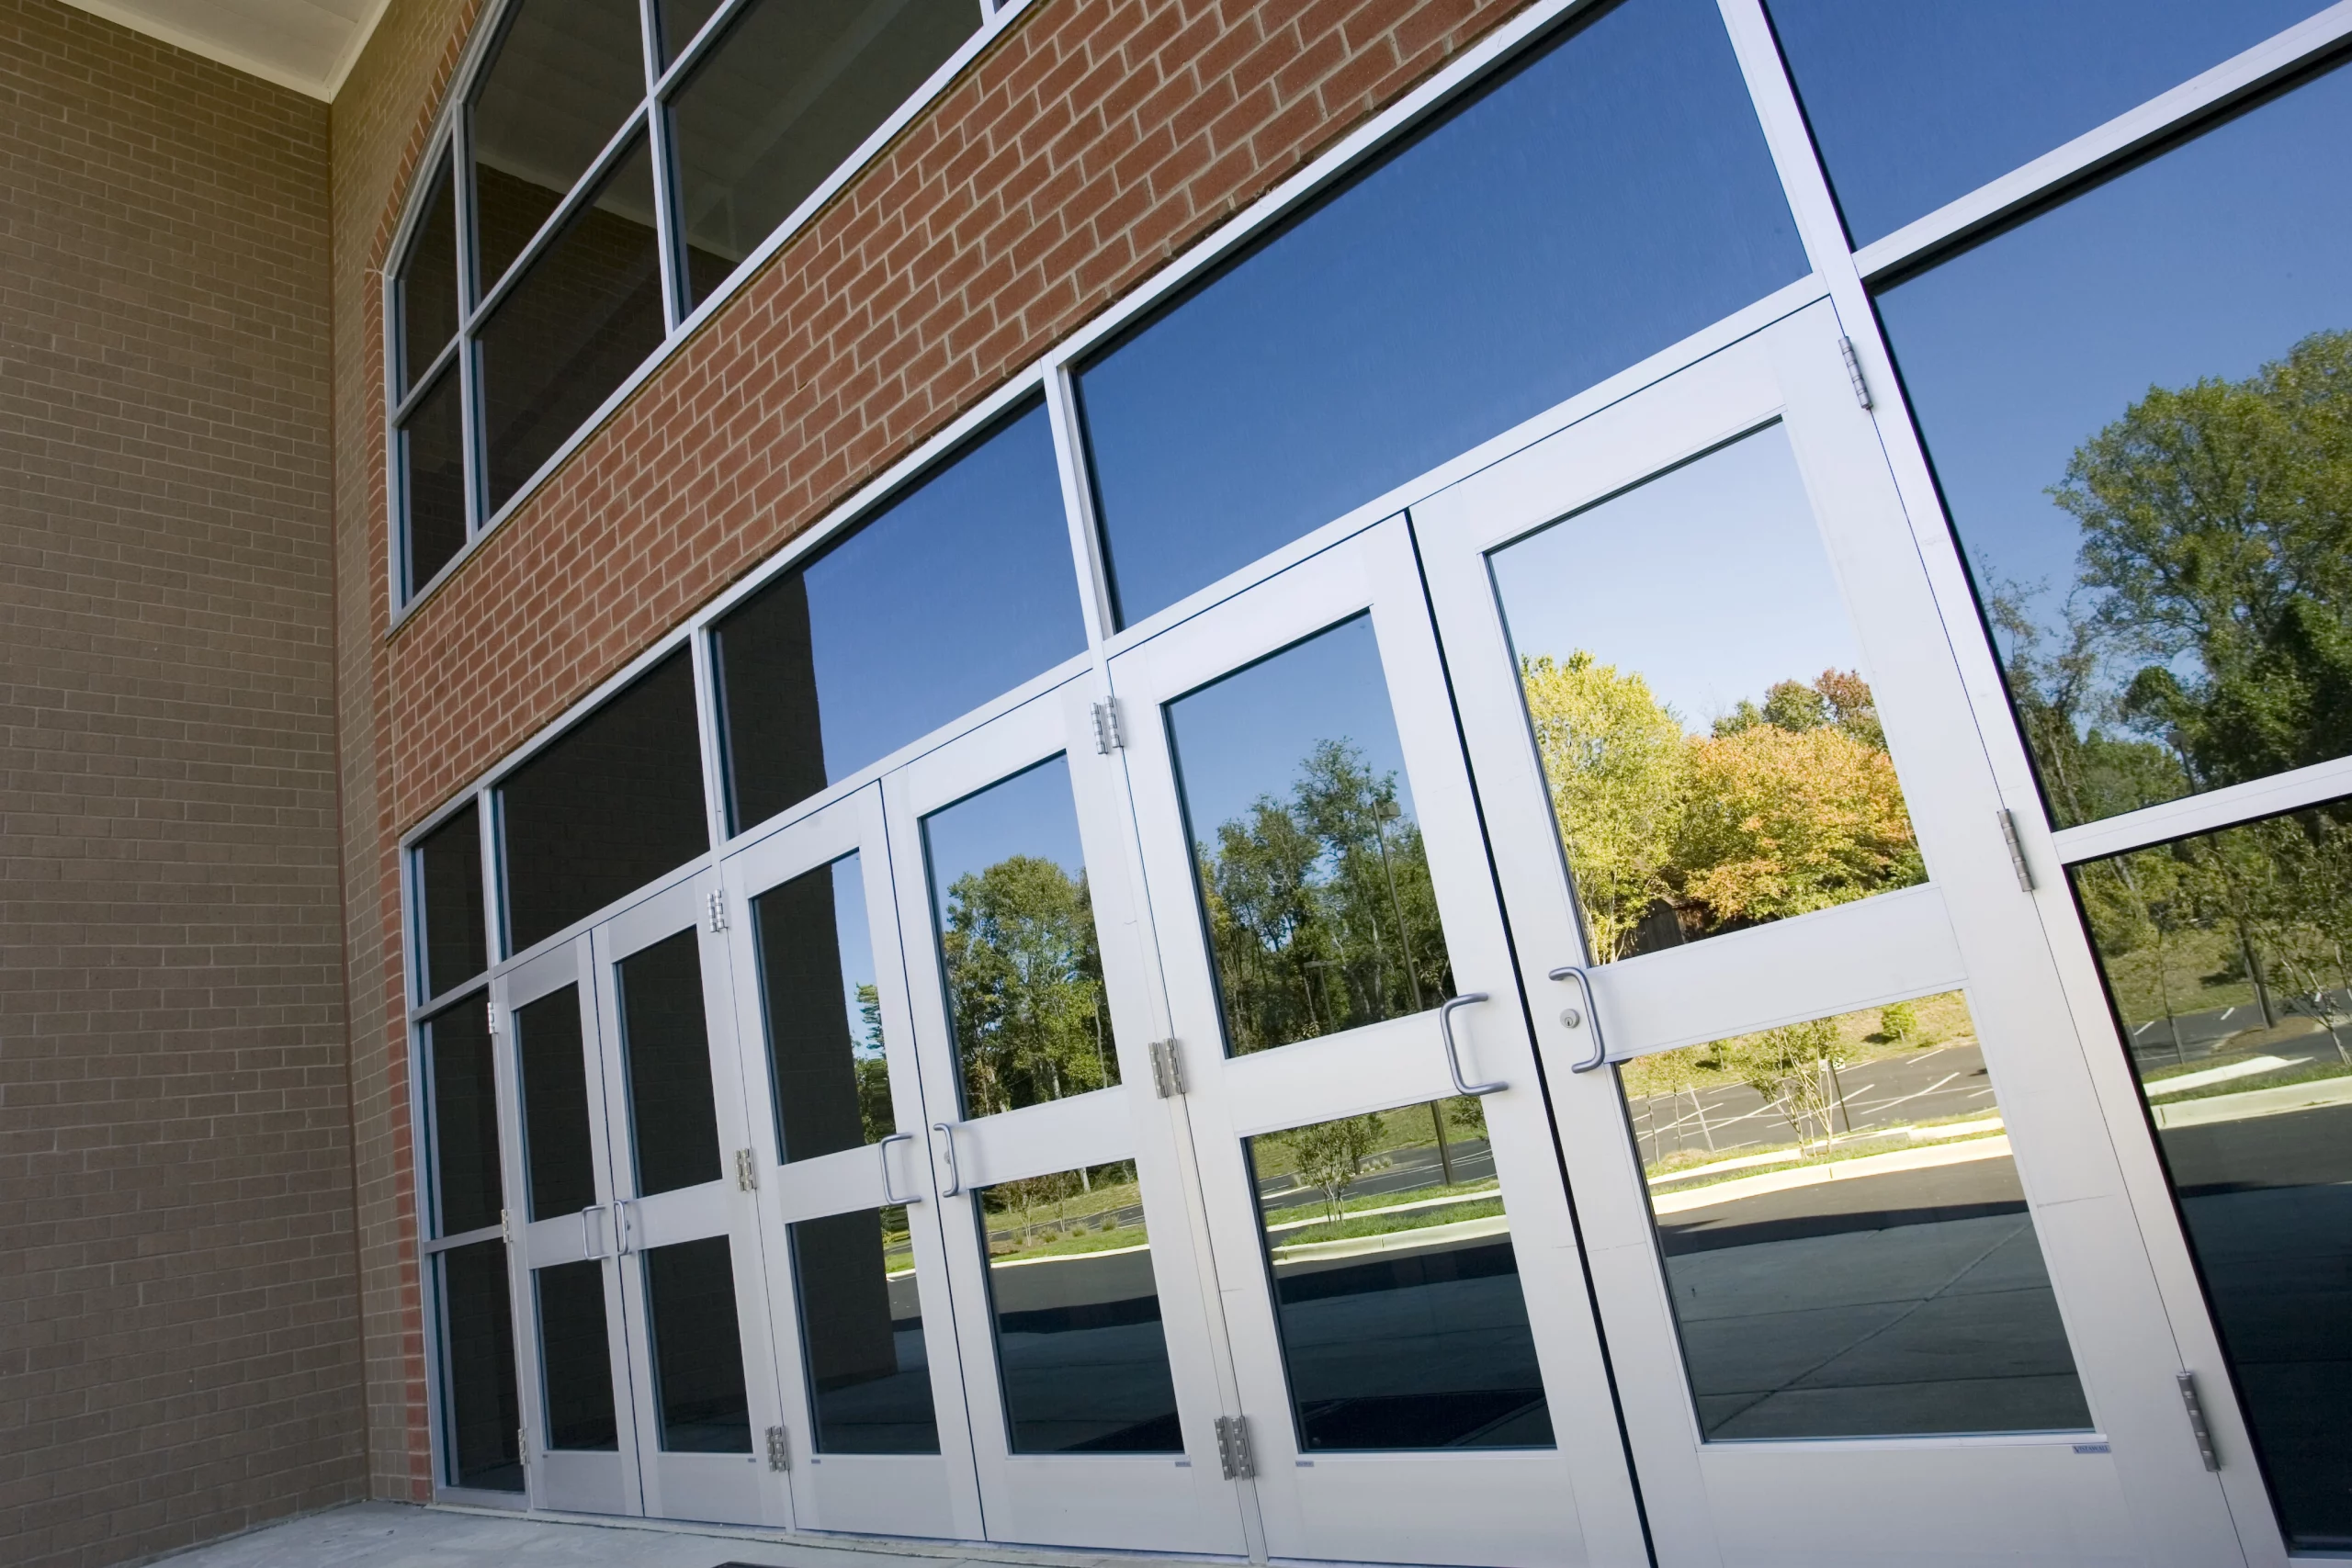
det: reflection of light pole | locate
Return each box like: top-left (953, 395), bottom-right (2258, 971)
top-left (1371, 797), bottom-right (1426, 1012)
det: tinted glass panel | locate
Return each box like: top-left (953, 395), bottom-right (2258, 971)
top-left (1167, 616), bottom-right (1451, 1055)
top-left (792, 1205), bottom-right (940, 1452)
top-left (643, 1235), bottom-right (751, 1452)
top-left (397, 152), bottom-right (458, 394)
top-left (1489, 425), bottom-right (1922, 961)
top-left (1769, 0), bottom-right (2326, 246)
top-left (1247, 1101), bottom-right (1552, 1450)
top-left (667, 0), bottom-right (978, 307)
top-left (923, 757), bottom-right (1119, 1115)
top-left (1077, 0), bottom-right (1804, 626)
top-left (535, 1259), bottom-right (617, 1450)
top-left (714, 400), bottom-right (1083, 830)
top-left (401, 364), bottom-right (468, 597)
top-left (978, 1160), bottom-right (1181, 1452)
top-left (426, 997), bottom-right (502, 1237)
top-left (656, 0), bottom-right (727, 66)
top-left (470, 0), bottom-right (647, 291)
top-left (2072, 805), bottom-right (2352, 1550)
top-left (478, 131), bottom-right (666, 517)
top-left (754, 852), bottom-right (890, 1162)
top-left (1628, 993), bottom-right (2088, 1438)
top-left (415, 804), bottom-right (487, 998)
top-left (440, 1239), bottom-right (523, 1490)
top-left (1877, 67), bottom-right (2352, 830)
top-left (516, 985), bottom-right (597, 1221)
top-left (500, 649), bottom-right (707, 953)
top-left (616, 929), bottom-right (721, 1197)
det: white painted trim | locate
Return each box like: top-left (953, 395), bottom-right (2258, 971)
top-left (57, 0), bottom-right (389, 101)
top-left (2052, 754), bottom-right (2352, 865)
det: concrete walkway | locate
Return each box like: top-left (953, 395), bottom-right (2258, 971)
top-left (153, 1503), bottom-right (1230, 1568)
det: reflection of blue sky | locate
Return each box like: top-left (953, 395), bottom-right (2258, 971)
top-left (804, 400), bottom-right (1085, 781)
top-left (1878, 64), bottom-right (2352, 654)
top-left (828, 852), bottom-right (881, 1061)
top-left (1769, 0), bottom-right (2321, 245)
top-left (1489, 426), bottom-right (1864, 732)
top-left (922, 755), bottom-right (1089, 921)
top-left (1164, 615), bottom-right (1419, 847)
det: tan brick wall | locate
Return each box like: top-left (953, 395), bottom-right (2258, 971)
top-left (0, 2), bottom-right (356, 1564)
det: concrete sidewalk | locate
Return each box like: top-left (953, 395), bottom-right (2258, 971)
top-left (152, 1503), bottom-right (1231, 1568)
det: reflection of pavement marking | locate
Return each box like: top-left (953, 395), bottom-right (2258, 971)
top-left (2144, 1055), bottom-right (2295, 1097)
top-left (1263, 1183), bottom-right (1500, 1235)
top-left (1271, 1212), bottom-right (1509, 1266)
top-left (989, 1240), bottom-right (1152, 1269)
top-left (2152, 1074), bottom-right (2352, 1129)
top-left (1651, 1135), bottom-right (2011, 1214)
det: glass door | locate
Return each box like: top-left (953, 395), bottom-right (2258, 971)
top-left (1413, 300), bottom-right (2245, 1567)
top-left (1107, 521), bottom-right (1646, 1568)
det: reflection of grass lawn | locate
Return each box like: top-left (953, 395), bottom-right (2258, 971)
top-left (986, 1220), bottom-right (1149, 1262)
top-left (2141, 1049), bottom-right (2352, 1104)
top-left (1262, 1176), bottom-right (1499, 1229)
top-left (1642, 1111), bottom-right (2007, 1189)
top-left (1271, 1195), bottom-right (1503, 1249)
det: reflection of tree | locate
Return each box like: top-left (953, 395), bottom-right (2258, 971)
top-left (1197, 740), bottom-right (1453, 1054)
top-left (854, 983), bottom-right (893, 1145)
top-left (1279, 1113), bottom-right (1387, 1222)
top-left (940, 856), bottom-right (1116, 1115)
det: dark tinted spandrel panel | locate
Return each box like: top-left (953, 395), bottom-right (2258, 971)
top-left (753, 852), bottom-right (891, 1162)
top-left (617, 930), bottom-right (722, 1197)
top-left (978, 1160), bottom-right (1181, 1453)
top-left (397, 151), bottom-right (458, 394)
top-left (2072, 805), bottom-right (2352, 1551)
top-left (714, 399), bottom-right (1083, 830)
top-left (516, 985), bottom-right (597, 1221)
top-left (793, 1206), bottom-right (940, 1453)
top-left (478, 131), bottom-right (667, 517)
top-left (499, 649), bottom-right (707, 953)
top-left (1077, 0), bottom-right (1804, 626)
top-left (1877, 66), bottom-right (2352, 832)
top-left (1768, 0), bottom-right (2326, 246)
top-left (427, 997), bottom-right (502, 1237)
top-left (535, 1259), bottom-right (618, 1450)
top-left (441, 1239), bottom-right (523, 1490)
top-left (644, 1235), bottom-right (752, 1452)
top-left (470, 0), bottom-right (649, 292)
top-left (415, 804), bottom-right (488, 998)
top-left (667, 0), bottom-right (978, 308)
top-left (656, 0), bottom-right (728, 67)
top-left (401, 365), bottom-right (468, 598)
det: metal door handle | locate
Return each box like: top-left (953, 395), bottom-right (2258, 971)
top-left (1549, 965), bottom-right (1608, 1072)
top-left (932, 1122), bottom-right (963, 1197)
top-left (580, 1205), bottom-right (606, 1259)
top-left (877, 1132), bottom-right (919, 1205)
top-left (610, 1198), bottom-right (635, 1256)
top-left (1440, 993), bottom-right (1506, 1096)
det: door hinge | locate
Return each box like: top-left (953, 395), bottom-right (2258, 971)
top-left (707, 889), bottom-right (729, 932)
top-left (734, 1147), bottom-right (758, 1191)
top-left (484, 999), bottom-right (499, 1035)
top-left (1214, 1414), bottom-right (1254, 1480)
top-left (1996, 808), bottom-right (2035, 893)
top-left (1091, 697), bottom-right (1125, 753)
top-left (501, 1207), bottom-right (514, 1242)
top-left (765, 1425), bottom-right (790, 1472)
top-left (1838, 334), bottom-right (1874, 410)
top-left (1148, 1038), bottom-right (1185, 1098)
top-left (2177, 1371), bottom-right (2221, 1472)
top-left (518, 1427), bottom-right (529, 1465)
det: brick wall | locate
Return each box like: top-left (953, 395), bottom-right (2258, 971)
top-left (0, 2), bottom-right (356, 1564)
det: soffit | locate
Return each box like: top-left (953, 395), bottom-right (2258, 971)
top-left (60, 0), bottom-right (392, 101)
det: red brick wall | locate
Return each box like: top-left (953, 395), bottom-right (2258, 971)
top-left (0, 2), bottom-right (355, 1563)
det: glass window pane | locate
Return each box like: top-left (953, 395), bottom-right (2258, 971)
top-left (425, 996), bottom-right (502, 1237)
top-left (400, 363), bottom-right (468, 598)
top-left (470, 0), bottom-right (649, 292)
top-left (978, 1159), bottom-right (1181, 1453)
top-left (1489, 425), bottom-right (1923, 961)
top-left (616, 930), bottom-right (721, 1197)
top-left (656, 0), bottom-right (728, 67)
top-left (415, 804), bottom-right (488, 998)
top-left (1166, 615), bottom-right (1452, 1055)
top-left (1076, 0), bottom-right (1804, 626)
top-left (666, 0), bottom-right (978, 308)
top-left (2071, 805), bottom-right (2352, 1551)
top-left (791, 1205), bottom-right (940, 1452)
top-left (714, 399), bottom-right (1084, 831)
top-left (516, 984), bottom-right (597, 1221)
top-left (753, 852), bottom-right (891, 1162)
top-left (534, 1259), bottom-right (618, 1450)
top-left (1768, 0), bottom-right (2327, 247)
top-left (643, 1235), bottom-right (752, 1452)
top-left (396, 151), bottom-right (458, 395)
top-left (1245, 1100), bottom-right (1551, 1450)
top-left (439, 1239), bottom-right (523, 1490)
top-left (922, 756), bottom-right (1119, 1115)
top-left (1876, 65), bottom-right (2352, 831)
top-left (478, 130), bottom-right (667, 517)
top-left (1629, 992), bottom-right (2089, 1439)
top-left (499, 649), bottom-right (707, 954)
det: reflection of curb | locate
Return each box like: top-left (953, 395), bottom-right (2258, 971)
top-left (988, 1241), bottom-right (1152, 1269)
top-left (1270, 1212), bottom-right (1507, 1266)
top-left (2153, 1074), bottom-right (2352, 1129)
top-left (1650, 1135), bottom-right (2011, 1214)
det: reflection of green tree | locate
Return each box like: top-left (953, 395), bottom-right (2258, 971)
top-left (1279, 1113), bottom-right (1386, 1222)
top-left (1197, 739), bottom-right (1453, 1054)
top-left (940, 856), bottom-right (1116, 1115)
top-left (854, 983), bottom-right (893, 1145)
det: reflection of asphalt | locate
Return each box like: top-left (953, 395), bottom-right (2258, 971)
top-left (2126, 989), bottom-right (2352, 1062)
top-left (1626, 1043), bottom-right (1997, 1164)
top-left (1254, 1136), bottom-right (1495, 1220)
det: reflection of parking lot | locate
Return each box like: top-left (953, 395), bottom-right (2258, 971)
top-left (1254, 1137), bottom-right (1497, 1219)
top-left (1625, 1042), bottom-right (1998, 1167)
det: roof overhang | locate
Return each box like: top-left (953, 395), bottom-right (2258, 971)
top-left (59, 0), bottom-right (393, 101)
